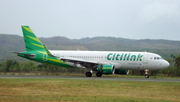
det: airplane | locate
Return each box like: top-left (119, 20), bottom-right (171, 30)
top-left (14, 26), bottom-right (170, 78)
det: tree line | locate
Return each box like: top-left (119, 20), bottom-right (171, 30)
top-left (0, 54), bottom-right (180, 76)
top-left (0, 60), bottom-right (87, 74)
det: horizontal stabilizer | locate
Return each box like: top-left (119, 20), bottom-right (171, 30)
top-left (12, 52), bottom-right (36, 57)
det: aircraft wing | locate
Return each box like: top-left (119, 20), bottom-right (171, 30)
top-left (60, 57), bottom-right (99, 64)
top-left (59, 57), bottom-right (104, 69)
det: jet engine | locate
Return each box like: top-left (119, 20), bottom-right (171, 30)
top-left (97, 64), bottom-right (115, 74)
top-left (115, 69), bottom-right (129, 75)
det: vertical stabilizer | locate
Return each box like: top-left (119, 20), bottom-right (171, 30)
top-left (22, 26), bottom-right (45, 51)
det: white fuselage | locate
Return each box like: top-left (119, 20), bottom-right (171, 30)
top-left (50, 50), bottom-right (169, 70)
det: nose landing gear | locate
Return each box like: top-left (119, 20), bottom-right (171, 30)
top-left (145, 69), bottom-right (149, 78)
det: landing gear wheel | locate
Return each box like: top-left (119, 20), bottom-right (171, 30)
top-left (86, 72), bottom-right (92, 77)
top-left (145, 74), bottom-right (149, 78)
top-left (96, 72), bottom-right (102, 77)
top-left (144, 69), bottom-right (149, 78)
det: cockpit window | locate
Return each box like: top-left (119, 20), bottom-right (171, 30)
top-left (154, 57), bottom-right (163, 60)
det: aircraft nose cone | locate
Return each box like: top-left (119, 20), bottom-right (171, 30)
top-left (163, 60), bottom-right (170, 68)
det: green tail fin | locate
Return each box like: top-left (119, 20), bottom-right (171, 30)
top-left (43, 45), bottom-right (55, 57)
top-left (22, 26), bottom-right (45, 51)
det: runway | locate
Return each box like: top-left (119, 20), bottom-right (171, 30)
top-left (0, 75), bottom-right (179, 82)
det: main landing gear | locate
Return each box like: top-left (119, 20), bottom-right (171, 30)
top-left (144, 69), bottom-right (149, 78)
top-left (96, 72), bottom-right (102, 77)
top-left (86, 72), bottom-right (92, 77)
top-left (86, 71), bottom-right (103, 77)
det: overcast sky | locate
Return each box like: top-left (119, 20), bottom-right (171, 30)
top-left (0, 0), bottom-right (180, 40)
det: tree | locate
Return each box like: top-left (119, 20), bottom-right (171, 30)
top-left (5, 59), bottom-right (13, 72)
top-left (170, 54), bottom-right (180, 76)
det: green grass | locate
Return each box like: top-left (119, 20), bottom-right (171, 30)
top-left (0, 78), bottom-right (179, 102)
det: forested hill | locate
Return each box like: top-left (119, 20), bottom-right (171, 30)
top-left (1, 34), bottom-right (180, 61)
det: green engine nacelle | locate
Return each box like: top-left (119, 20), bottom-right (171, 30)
top-left (97, 64), bottom-right (115, 74)
top-left (115, 69), bottom-right (129, 75)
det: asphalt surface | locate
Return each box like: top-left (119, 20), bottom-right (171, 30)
top-left (0, 75), bottom-right (180, 82)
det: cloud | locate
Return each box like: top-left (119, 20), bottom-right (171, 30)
top-left (138, 1), bottom-right (179, 23)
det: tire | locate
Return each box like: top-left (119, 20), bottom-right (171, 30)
top-left (96, 72), bottom-right (102, 77)
top-left (86, 72), bottom-right (92, 77)
top-left (145, 74), bottom-right (149, 78)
